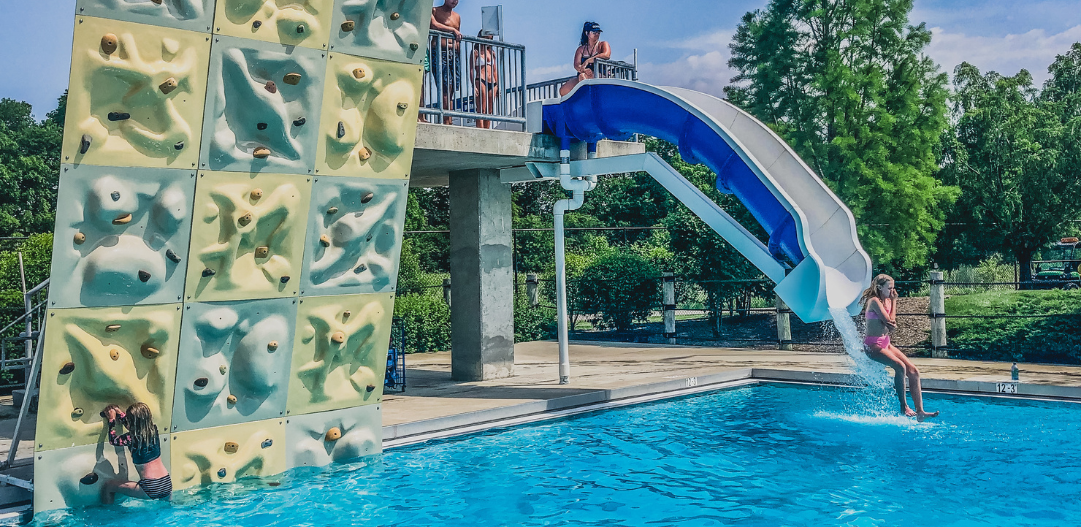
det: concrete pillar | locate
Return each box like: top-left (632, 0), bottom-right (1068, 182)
top-left (449, 168), bottom-right (514, 381)
top-left (929, 270), bottom-right (947, 358)
top-left (662, 273), bottom-right (676, 344)
top-left (775, 293), bottom-right (793, 351)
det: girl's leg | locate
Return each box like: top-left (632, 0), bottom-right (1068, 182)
top-left (865, 346), bottom-right (914, 415)
top-left (102, 480), bottom-right (149, 504)
top-left (890, 345), bottom-right (938, 421)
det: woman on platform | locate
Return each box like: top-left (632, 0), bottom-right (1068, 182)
top-left (559, 21), bottom-right (611, 97)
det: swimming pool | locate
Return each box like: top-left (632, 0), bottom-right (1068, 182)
top-left (24, 383), bottom-right (1081, 526)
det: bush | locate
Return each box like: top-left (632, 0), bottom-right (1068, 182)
top-left (945, 289), bottom-right (1081, 364)
top-left (393, 293), bottom-right (451, 354)
top-left (576, 251), bottom-right (659, 330)
top-left (514, 291), bottom-right (555, 342)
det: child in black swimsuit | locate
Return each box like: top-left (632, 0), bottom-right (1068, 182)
top-left (101, 402), bottom-right (172, 503)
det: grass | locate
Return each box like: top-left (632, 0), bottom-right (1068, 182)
top-left (945, 289), bottom-right (1081, 363)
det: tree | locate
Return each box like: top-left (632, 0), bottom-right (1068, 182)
top-left (0, 96), bottom-right (64, 237)
top-left (939, 60), bottom-right (1081, 283)
top-left (725, 0), bottom-right (957, 270)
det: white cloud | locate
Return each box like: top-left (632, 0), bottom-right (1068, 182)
top-left (636, 30), bottom-right (737, 98)
top-left (926, 25), bottom-right (1081, 84)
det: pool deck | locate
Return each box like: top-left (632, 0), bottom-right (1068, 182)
top-left (3, 340), bottom-right (1081, 515)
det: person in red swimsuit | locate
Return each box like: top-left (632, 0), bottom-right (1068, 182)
top-left (861, 274), bottom-right (938, 422)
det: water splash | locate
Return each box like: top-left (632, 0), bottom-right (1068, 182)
top-left (829, 306), bottom-right (896, 416)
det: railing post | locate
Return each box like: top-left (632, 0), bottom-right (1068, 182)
top-left (526, 273), bottom-right (539, 307)
top-left (662, 273), bottom-right (676, 344)
top-left (775, 293), bottom-right (792, 351)
top-left (443, 278), bottom-right (452, 307)
top-left (929, 269), bottom-right (947, 358)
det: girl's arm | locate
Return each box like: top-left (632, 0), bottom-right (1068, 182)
top-left (595, 41), bottom-right (612, 61)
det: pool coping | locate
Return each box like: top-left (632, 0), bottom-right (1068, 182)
top-left (382, 368), bottom-right (1081, 449)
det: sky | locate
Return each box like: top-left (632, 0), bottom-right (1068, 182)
top-left (2, 0), bottom-right (1080, 119)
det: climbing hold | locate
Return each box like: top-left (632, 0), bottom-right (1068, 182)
top-left (352, 68), bottom-right (366, 79)
top-left (293, 117), bottom-right (306, 127)
top-left (331, 331), bottom-right (346, 344)
top-left (220, 365), bottom-right (227, 375)
top-left (264, 81), bottom-right (277, 94)
top-left (358, 147), bottom-right (373, 161)
top-left (159, 77), bottom-right (178, 94)
top-left (361, 192), bottom-right (374, 204)
top-left (109, 349), bottom-right (120, 361)
top-left (113, 213), bottom-right (132, 225)
top-left (296, 24), bottom-right (305, 34)
top-left (353, 264), bottom-right (366, 274)
top-left (319, 234), bottom-right (330, 247)
top-left (80, 473), bottom-right (99, 485)
top-left (280, 275), bottom-right (291, 284)
top-left (255, 246), bottom-right (269, 258)
top-left (337, 121), bottom-right (345, 139)
top-left (105, 324), bottom-right (121, 332)
top-left (343, 310), bottom-right (351, 320)
top-left (72, 408), bottom-right (84, 418)
top-left (194, 377), bottom-right (208, 388)
top-left (227, 394), bottom-right (237, 405)
top-left (257, 122), bottom-right (268, 130)
top-left (252, 20), bottom-right (262, 29)
top-left (174, 141), bottom-right (184, 150)
top-left (107, 112), bottom-right (131, 122)
top-left (253, 146), bottom-right (271, 159)
top-left (325, 427), bottom-right (342, 441)
top-left (79, 134), bottom-right (92, 154)
top-left (410, 42), bottom-right (420, 51)
top-left (261, 438), bottom-right (273, 448)
top-left (341, 20), bottom-right (355, 32)
top-left (138, 270), bottom-right (151, 283)
top-left (151, 0), bottom-right (162, 4)
top-left (202, 268), bottom-right (215, 277)
top-left (366, 384), bottom-right (376, 392)
top-left (390, 12), bottom-right (400, 20)
top-left (74, 232), bottom-right (86, 245)
top-left (59, 362), bottom-right (75, 375)
top-left (367, 233), bottom-right (373, 242)
top-left (111, 191), bottom-right (120, 201)
top-left (217, 468), bottom-right (227, 478)
top-left (238, 213), bottom-right (253, 227)
top-left (100, 34), bottom-right (118, 55)
top-left (283, 73), bottom-right (302, 85)
top-left (166, 249), bottom-right (181, 263)
top-left (141, 344), bottom-right (160, 359)
top-left (397, 102), bottom-right (409, 110)
top-left (267, 340), bottom-right (279, 351)
top-left (224, 441), bottom-right (238, 453)
top-left (250, 188), bottom-right (263, 200)
top-left (327, 207), bottom-right (338, 214)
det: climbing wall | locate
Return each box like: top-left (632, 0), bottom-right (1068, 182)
top-left (36, 0), bottom-right (426, 511)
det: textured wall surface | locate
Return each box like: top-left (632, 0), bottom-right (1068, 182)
top-left (38, 0), bottom-right (427, 513)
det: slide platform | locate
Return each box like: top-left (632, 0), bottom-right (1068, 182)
top-left (541, 79), bottom-right (871, 322)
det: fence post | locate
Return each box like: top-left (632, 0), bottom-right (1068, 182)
top-left (443, 278), bottom-right (452, 307)
top-left (775, 294), bottom-right (792, 351)
top-left (526, 273), bottom-right (539, 307)
top-left (929, 269), bottom-right (947, 358)
top-left (662, 273), bottom-right (676, 344)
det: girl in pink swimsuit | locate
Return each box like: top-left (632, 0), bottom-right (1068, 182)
top-left (861, 274), bottom-right (938, 421)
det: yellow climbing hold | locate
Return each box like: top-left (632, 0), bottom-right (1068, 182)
top-left (325, 427), bottom-right (342, 441)
top-left (112, 213), bottom-right (132, 225)
top-left (74, 232), bottom-right (86, 244)
top-left (109, 349), bottom-right (120, 361)
top-left (331, 331), bottom-right (346, 344)
top-left (352, 68), bottom-right (366, 79)
top-left (141, 344), bottom-right (160, 359)
top-left (224, 441), bottom-right (239, 453)
top-left (227, 394), bottom-right (237, 405)
top-left (267, 340), bottom-right (279, 351)
top-left (159, 77), bottom-right (178, 95)
top-left (319, 234), bottom-right (330, 246)
top-left (358, 147), bottom-right (372, 161)
top-left (250, 188), bottom-right (263, 200)
top-left (255, 246), bottom-right (269, 258)
top-left (105, 324), bottom-right (121, 332)
top-left (341, 20), bottom-right (355, 32)
top-left (283, 73), bottom-right (302, 85)
top-left (100, 34), bottom-right (118, 55)
top-left (238, 212), bottom-right (253, 227)
top-left (253, 147), bottom-right (271, 159)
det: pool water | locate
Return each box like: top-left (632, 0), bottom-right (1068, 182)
top-left (27, 383), bottom-right (1081, 526)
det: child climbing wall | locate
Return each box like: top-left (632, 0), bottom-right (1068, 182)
top-left (34, 0), bottom-right (425, 512)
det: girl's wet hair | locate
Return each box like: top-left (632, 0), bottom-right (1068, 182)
top-left (124, 402), bottom-right (159, 450)
top-left (859, 274), bottom-right (895, 309)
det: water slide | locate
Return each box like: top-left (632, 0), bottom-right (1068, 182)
top-left (540, 79), bottom-right (871, 322)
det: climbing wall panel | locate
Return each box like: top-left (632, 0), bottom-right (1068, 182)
top-left (34, 439), bottom-right (171, 511)
top-left (169, 418), bottom-right (286, 490)
top-left (35, 304), bottom-right (182, 451)
top-left (287, 292), bottom-right (393, 416)
top-left (199, 35), bottom-right (326, 175)
top-left (49, 164), bottom-right (197, 308)
top-left (213, 0), bottom-right (335, 50)
top-left (285, 403), bottom-right (380, 468)
top-left (62, 16), bottom-right (211, 170)
top-left (75, 0), bottom-right (216, 33)
top-left (315, 53), bottom-right (421, 178)
top-left (301, 177), bottom-right (407, 296)
top-left (172, 298), bottom-right (298, 432)
top-left (185, 171), bottom-right (312, 302)
top-left (329, 0), bottom-right (430, 65)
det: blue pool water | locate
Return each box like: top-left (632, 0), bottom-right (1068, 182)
top-left (26, 383), bottom-right (1081, 526)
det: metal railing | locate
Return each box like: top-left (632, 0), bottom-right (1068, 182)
top-left (421, 30), bottom-right (527, 127)
top-left (0, 278), bottom-right (49, 388)
top-left (525, 59), bottom-right (638, 103)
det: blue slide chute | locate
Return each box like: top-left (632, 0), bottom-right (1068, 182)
top-left (541, 80), bottom-right (871, 322)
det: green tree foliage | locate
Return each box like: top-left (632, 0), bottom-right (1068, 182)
top-left (726, 0), bottom-right (957, 269)
top-left (938, 58), bottom-right (1081, 282)
top-left (0, 96), bottom-right (64, 237)
top-left (0, 233), bottom-right (52, 306)
top-left (576, 251), bottom-right (659, 330)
